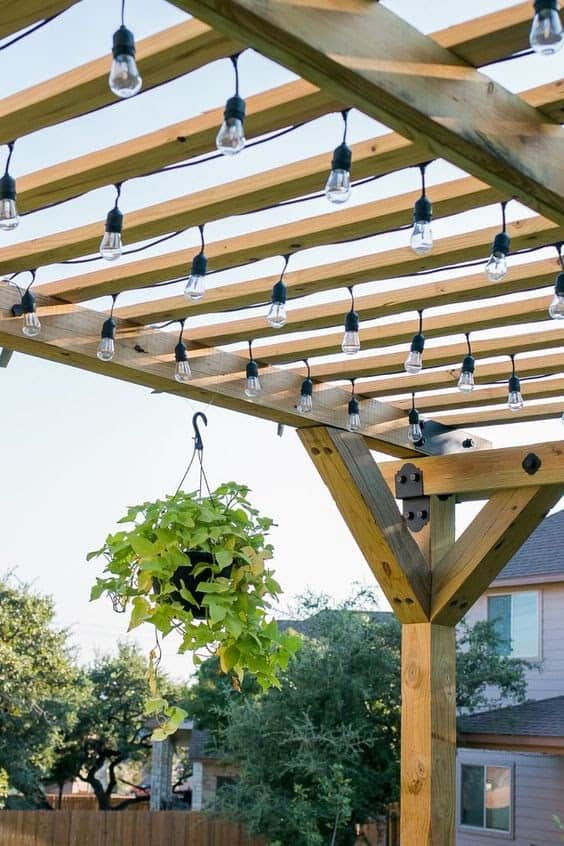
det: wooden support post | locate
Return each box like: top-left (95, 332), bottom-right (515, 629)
top-left (401, 624), bottom-right (456, 845)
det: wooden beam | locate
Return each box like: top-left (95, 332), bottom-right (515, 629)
top-left (401, 624), bottom-right (456, 845)
top-left (391, 376), bottom-right (564, 414)
top-left (299, 427), bottom-right (431, 622)
top-left (431, 485), bottom-right (563, 626)
top-left (169, 0), bottom-right (564, 225)
top-left (0, 19), bottom-right (240, 145)
top-left (0, 1), bottom-right (77, 40)
top-left (435, 399), bottom-right (564, 428)
top-left (432, 2), bottom-right (531, 66)
top-left (108, 215), bottom-right (563, 326)
top-left (522, 80), bottom-right (564, 123)
top-left (378, 441), bottom-right (564, 498)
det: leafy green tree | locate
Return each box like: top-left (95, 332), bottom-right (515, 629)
top-left (0, 574), bottom-right (82, 807)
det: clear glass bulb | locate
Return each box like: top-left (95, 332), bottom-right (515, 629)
top-left (458, 370), bottom-right (475, 392)
top-left (508, 390), bottom-right (524, 411)
top-left (485, 252), bottom-right (508, 282)
top-left (348, 412), bottom-right (361, 432)
top-left (342, 330), bottom-right (360, 355)
top-left (109, 55), bottom-right (142, 98)
top-left (97, 337), bottom-right (115, 361)
top-left (184, 275), bottom-right (206, 301)
top-left (245, 375), bottom-right (261, 398)
top-left (404, 350), bottom-right (423, 374)
top-left (549, 293), bottom-right (564, 318)
top-left (175, 360), bottom-right (192, 383)
top-left (216, 118), bottom-right (246, 155)
top-left (100, 231), bottom-right (122, 261)
top-left (410, 221), bottom-right (433, 255)
top-left (0, 198), bottom-right (19, 230)
top-left (22, 312), bottom-right (41, 337)
top-left (325, 169), bottom-right (351, 204)
top-left (530, 7), bottom-right (564, 54)
top-left (267, 302), bottom-right (287, 329)
top-left (297, 393), bottom-right (313, 414)
top-left (408, 422), bottom-right (423, 443)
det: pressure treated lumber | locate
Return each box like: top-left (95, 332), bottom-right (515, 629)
top-left (170, 0), bottom-right (564, 226)
top-left (0, 19), bottom-right (240, 146)
top-left (431, 2), bottom-right (531, 66)
top-left (0, 1), bottom-right (78, 40)
top-left (401, 624), bottom-right (456, 845)
top-left (436, 400), bottom-right (564, 428)
top-left (299, 427), bottom-right (431, 622)
top-left (431, 486), bottom-right (563, 626)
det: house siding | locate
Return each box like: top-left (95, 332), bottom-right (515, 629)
top-left (457, 749), bottom-right (564, 846)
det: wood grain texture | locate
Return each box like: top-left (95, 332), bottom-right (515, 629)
top-left (436, 400), bottom-right (564, 428)
top-left (169, 0), bottom-right (564, 224)
top-left (0, 0), bottom-right (77, 40)
top-left (431, 485), bottom-right (563, 625)
top-left (299, 427), bottom-right (431, 622)
top-left (401, 624), bottom-right (456, 845)
top-left (432, 2), bottom-right (531, 65)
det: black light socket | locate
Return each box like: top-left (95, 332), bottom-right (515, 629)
top-left (331, 142), bottom-right (352, 172)
top-left (271, 280), bottom-right (287, 305)
top-left (555, 271), bottom-right (564, 295)
top-left (112, 25), bottom-right (136, 58)
top-left (301, 377), bottom-right (313, 397)
top-left (408, 407), bottom-right (420, 425)
top-left (492, 231), bottom-right (511, 256)
top-left (175, 341), bottom-right (189, 363)
top-left (410, 332), bottom-right (425, 353)
top-left (348, 396), bottom-right (360, 416)
top-left (190, 252), bottom-right (208, 277)
top-left (534, 0), bottom-right (558, 11)
top-left (0, 173), bottom-right (16, 201)
top-left (105, 207), bottom-right (123, 234)
top-left (461, 354), bottom-right (475, 374)
top-left (344, 309), bottom-right (359, 332)
top-left (101, 317), bottom-right (116, 339)
top-left (508, 374), bottom-right (521, 393)
top-left (246, 360), bottom-right (259, 379)
top-left (224, 95), bottom-right (246, 122)
top-left (413, 194), bottom-right (432, 223)
top-left (12, 289), bottom-right (36, 317)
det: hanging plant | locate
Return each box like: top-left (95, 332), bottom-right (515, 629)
top-left (88, 480), bottom-right (301, 739)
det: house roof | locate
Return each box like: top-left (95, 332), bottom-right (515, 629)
top-left (493, 509), bottom-right (564, 583)
top-left (458, 696), bottom-right (564, 739)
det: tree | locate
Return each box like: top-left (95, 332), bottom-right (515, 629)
top-left (0, 574), bottom-right (82, 807)
top-left (192, 603), bottom-right (532, 846)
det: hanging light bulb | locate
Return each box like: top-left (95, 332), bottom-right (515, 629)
top-left (347, 382), bottom-right (361, 431)
top-left (97, 318), bottom-right (116, 361)
top-left (342, 287), bottom-right (360, 354)
top-left (458, 334), bottom-right (475, 392)
top-left (410, 163), bottom-right (433, 255)
top-left (184, 225), bottom-right (208, 301)
top-left (245, 341), bottom-right (261, 398)
top-left (407, 395), bottom-right (424, 444)
top-left (267, 255), bottom-right (290, 329)
top-left (216, 54), bottom-right (246, 155)
top-left (530, 0), bottom-right (564, 53)
top-left (325, 110), bottom-right (352, 204)
top-left (12, 273), bottom-right (40, 337)
top-left (297, 361), bottom-right (313, 413)
top-left (109, 1), bottom-right (142, 99)
top-left (100, 184), bottom-right (123, 261)
top-left (405, 310), bottom-right (425, 374)
top-left (0, 142), bottom-right (18, 231)
top-left (174, 321), bottom-right (191, 383)
top-left (507, 355), bottom-right (524, 411)
top-left (485, 202), bottom-right (511, 282)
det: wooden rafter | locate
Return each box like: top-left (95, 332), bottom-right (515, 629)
top-left (0, 1), bottom-right (78, 40)
top-left (432, 2), bottom-right (531, 65)
top-left (435, 400), bottom-right (564, 427)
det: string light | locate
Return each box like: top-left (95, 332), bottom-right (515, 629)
top-left (485, 202), bottom-right (510, 282)
top-left (174, 320), bottom-right (192, 383)
top-left (0, 142), bottom-right (18, 230)
top-left (325, 110), bottom-right (352, 204)
top-left (342, 287), bottom-right (360, 354)
top-left (11, 270), bottom-right (40, 337)
top-left (404, 310), bottom-right (425, 374)
top-left (97, 294), bottom-right (118, 361)
top-left (297, 360), bottom-right (313, 414)
top-left (216, 53), bottom-right (246, 156)
top-left (548, 245), bottom-right (564, 318)
top-left (267, 254), bottom-right (291, 329)
top-left (508, 354), bottom-right (524, 411)
top-left (109, 0), bottom-right (142, 98)
top-left (347, 380), bottom-right (361, 431)
top-left (244, 340), bottom-right (261, 398)
top-left (458, 333), bottom-right (475, 392)
top-left (407, 393), bottom-right (424, 444)
top-left (410, 162), bottom-right (433, 255)
top-left (530, 0), bottom-right (563, 54)
top-left (100, 184), bottom-right (124, 261)
top-left (184, 225), bottom-right (208, 301)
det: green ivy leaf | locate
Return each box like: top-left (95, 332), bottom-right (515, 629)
top-left (128, 596), bottom-right (152, 631)
top-left (129, 535), bottom-right (157, 557)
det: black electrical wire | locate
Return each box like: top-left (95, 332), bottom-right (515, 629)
top-left (0, 10), bottom-right (68, 52)
top-left (59, 228), bottom-right (189, 265)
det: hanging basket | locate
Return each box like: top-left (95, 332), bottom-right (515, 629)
top-left (153, 549), bottom-right (234, 619)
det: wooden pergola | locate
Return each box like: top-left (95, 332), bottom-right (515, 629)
top-left (2, 1), bottom-right (564, 842)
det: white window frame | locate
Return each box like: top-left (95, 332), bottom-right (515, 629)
top-left (487, 590), bottom-right (542, 660)
top-left (458, 760), bottom-right (515, 839)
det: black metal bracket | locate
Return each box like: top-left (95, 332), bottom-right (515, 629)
top-left (394, 462), bottom-right (430, 533)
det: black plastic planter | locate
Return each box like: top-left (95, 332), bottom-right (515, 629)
top-left (154, 550), bottom-right (232, 619)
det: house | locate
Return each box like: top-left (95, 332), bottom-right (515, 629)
top-left (189, 728), bottom-right (240, 812)
top-left (457, 509), bottom-right (564, 845)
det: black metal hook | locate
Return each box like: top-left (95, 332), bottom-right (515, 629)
top-left (192, 411), bottom-right (208, 452)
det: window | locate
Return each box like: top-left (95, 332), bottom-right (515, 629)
top-left (487, 591), bottom-right (539, 658)
top-left (460, 764), bottom-right (512, 833)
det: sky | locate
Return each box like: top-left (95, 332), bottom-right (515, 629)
top-left (0, 0), bottom-right (562, 679)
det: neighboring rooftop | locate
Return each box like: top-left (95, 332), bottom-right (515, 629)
top-left (493, 509), bottom-right (564, 583)
top-left (458, 696), bottom-right (564, 740)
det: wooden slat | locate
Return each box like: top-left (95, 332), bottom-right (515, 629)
top-left (188, 256), bottom-right (560, 348)
top-left (109, 215), bottom-right (564, 326)
top-left (0, 1), bottom-right (77, 40)
top-left (169, 0), bottom-right (564, 225)
top-left (299, 427), bottom-right (431, 622)
top-left (0, 19), bottom-right (240, 145)
top-left (522, 80), bottom-right (564, 123)
top-left (436, 399), bottom-right (564, 427)
top-left (432, 2), bottom-right (531, 66)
